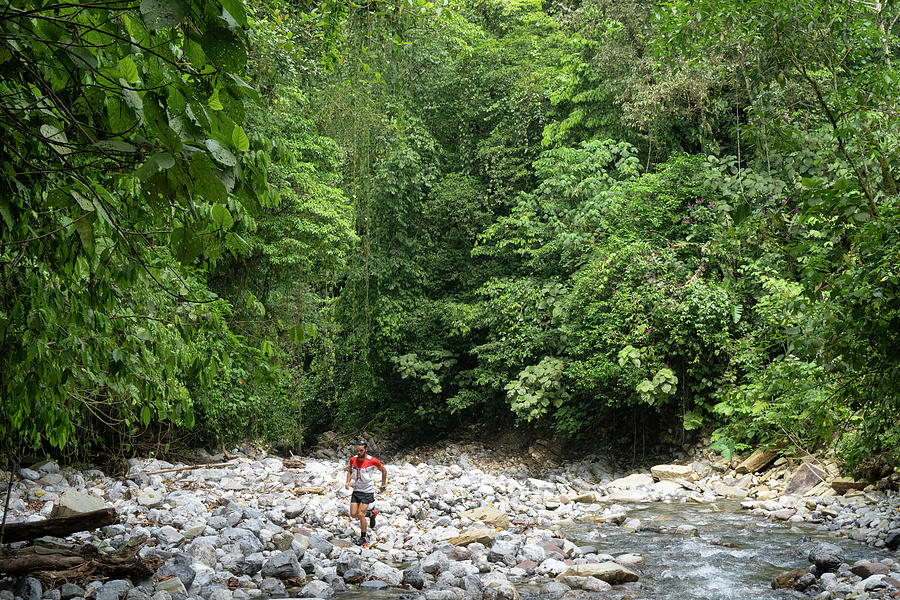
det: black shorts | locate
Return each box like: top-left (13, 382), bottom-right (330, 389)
top-left (350, 491), bottom-right (375, 505)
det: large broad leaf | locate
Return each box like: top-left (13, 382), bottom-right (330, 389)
top-left (74, 215), bottom-right (95, 257)
top-left (118, 56), bottom-right (140, 84)
top-left (40, 124), bottom-right (71, 155)
top-left (140, 0), bottom-right (188, 31)
top-left (219, 0), bottom-right (248, 27)
top-left (211, 203), bottom-right (234, 229)
top-left (171, 225), bottom-right (203, 263)
top-left (199, 27), bottom-right (247, 72)
top-left (205, 139), bottom-right (237, 167)
top-left (189, 154), bottom-right (227, 203)
top-left (142, 94), bottom-right (182, 153)
top-left (231, 125), bottom-right (249, 152)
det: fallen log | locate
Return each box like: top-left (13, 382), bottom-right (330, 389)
top-left (294, 486), bottom-right (326, 495)
top-left (0, 537), bottom-right (161, 586)
top-left (0, 508), bottom-right (117, 544)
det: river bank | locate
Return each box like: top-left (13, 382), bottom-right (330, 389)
top-left (2, 439), bottom-right (899, 600)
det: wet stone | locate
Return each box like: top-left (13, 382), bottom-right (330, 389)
top-left (809, 542), bottom-right (845, 573)
top-left (60, 584), bottom-right (84, 600)
top-left (359, 580), bottom-right (389, 591)
top-left (258, 578), bottom-right (285, 597)
top-left (16, 578), bottom-right (42, 600)
top-left (297, 581), bottom-right (332, 599)
top-left (341, 569), bottom-right (366, 584)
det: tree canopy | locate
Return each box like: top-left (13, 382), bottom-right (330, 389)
top-left (2, 0), bottom-right (898, 475)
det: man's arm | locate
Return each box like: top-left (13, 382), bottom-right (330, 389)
top-left (378, 464), bottom-right (387, 489)
top-left (345, 463), bottom-right (352, 489)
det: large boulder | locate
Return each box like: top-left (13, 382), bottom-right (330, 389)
top-left (831, 477), bottom-right (866, 494)
top-left (422, 550), bottom-right (450, 575)
top-left (155, 555), bottom-right (195, 589)
top-left (885, 532), bottom-right (900, 551)
top-left (808, 542), bottom-right (844, 573)
top-left (402, 565), bottom-right (426, 590)
top-left (735, 449), bottom-right (779, 474)
top-left (50, 491), bottom-right (106, 518)
top-left (16, 578), bottom-right (42, 600)
top-left (608, 473), bottom-right (653, 489)
top-left (650, 465), bottom-right (698, 482)
top-left (488, 541), bottom-right (519, 566)
top-left (298, 581), bottom-right (333, 598)
top-left (342, 569), bottom-right (366, 584)
top-left (451, 528), bottom-right (495, 547)
top-left (307, 534), bottom-right (333, 556)
top-left (556, 562), bottom-right (638, 584)
top-left (261, 551), bottom-right (304, 579)
top-left (604, 489), bottom-right (649, 502)
top-left (771, 568), bottom-right (807, 589)
top-left (784, 463), bottom-right (827, 496)
top-left (369, 561), bottom-right (403, 586)
top-left (850, 562), bottom-right (891, 578)
top-left (335, 552), bottom-right (361, 576)
top-left (459, 506), bottom-right (508, 528)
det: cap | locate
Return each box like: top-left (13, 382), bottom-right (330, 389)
top-left (356, 439), bottom-right (368, 446)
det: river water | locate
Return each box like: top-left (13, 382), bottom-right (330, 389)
top-left (336, 500), bottom-right (889, 600)
top-left (545, 500), bottom-right (887, 599)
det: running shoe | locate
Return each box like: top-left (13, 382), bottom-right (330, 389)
top-left (368, 509), bottom-right (378, 530)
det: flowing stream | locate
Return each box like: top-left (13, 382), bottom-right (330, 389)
top-left (335, 500), bottom-right (888, 600)
top-left (543, 500), bottom-right (888, 599)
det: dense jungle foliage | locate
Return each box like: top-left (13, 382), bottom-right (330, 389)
top-left (2, 0), bottom-right (899, 474)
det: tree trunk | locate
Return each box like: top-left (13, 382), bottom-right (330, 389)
top-left (0, 508), bottom-right (117, 543)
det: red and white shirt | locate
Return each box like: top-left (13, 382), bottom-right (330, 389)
top-left (349, 454), bottom-right (383, 493)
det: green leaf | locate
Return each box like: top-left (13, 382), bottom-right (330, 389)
top-left (184, 39), bottom-right (206, 69)
top-left (74, 216), bottom-right (94, 257)
top-left (119, 56), bottom-right (139, 83)
top-left (171, 225), bottom-right (203, 263)
top-left (200, 27), bottom-right (247, 72)
top-left (189, 154), bottom-right (227, 203)
top-left (153, 152), bottom-right (175, 170)
top-left (40, 124), bottom-right (71, 155)
top-left (167, 87), bottom-right (187, 115)
top-left (208, 88), bottom-right (224, 111)
top-left (140, 0), bottom-right (188, 31)
top-left (219, 0), bottom-right (248, 27)
top-left (211, 204), bottom-right (234, 229)
top-left (71, 191), bottom-right (94, 212)
top-left (205, 139), bottom-right (237, 167)
top-left (107, 95), bottom-right (139, 133)
top-left (0, 199), bottom-right (12, 230)
top-left (231, 125), bottom-right (249, 152)
top-left (135, 158), bottom-right (159, 181)
top-left (93, 140), bottom-right (137, 153)
top-left (140, 405), bottom-right (151, 426)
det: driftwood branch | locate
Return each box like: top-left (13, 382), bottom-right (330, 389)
top-left (143, 461), bottom-right (235, 475)
top-left (0, 508), bottom-right (117, 543)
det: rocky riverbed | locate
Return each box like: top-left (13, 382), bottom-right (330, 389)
top-left (2, 440), bottom-right (899, 600)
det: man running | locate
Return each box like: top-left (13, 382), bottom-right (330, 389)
top-left (345, 439), bottom-right (387, 546)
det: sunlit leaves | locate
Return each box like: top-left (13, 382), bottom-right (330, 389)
top-left (232, 125), bottom-right (250, 152)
